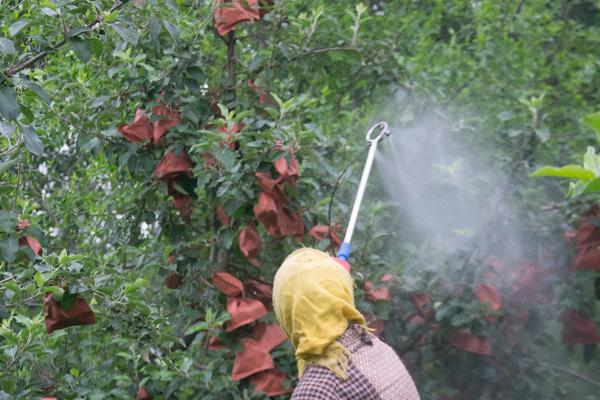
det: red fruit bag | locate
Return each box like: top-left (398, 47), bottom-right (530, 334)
top-left (44, 294), bottom-right (96, 334)
top-left (154, 150), bottom-right (193, 180)
top-left (171, 193), bottom-right (193, 222)
top-left (250, 368), bottom-right (292, 397)
top-left (214, 0), bottom-right (261, 37)
top-left (119, 109), bottom-right (153, 143)
top-left (239, 224), bottom-right (261, 267)
top-left (363, 281), bottom-right (390, 302)
top-left (225, 297), bottom-right (268, 332)
top-left (476, 283), bottom-right (502, 312)
top-left (231, 339), bottom-right (274, 380)
top-left (137, 387), bottom-right (152, 400)
top-left (165, 272), bottom-right (183, 289)
top-left (213, 272), bottom-right (245, 297)
top-left (18, 235), bottom-right (42, 256)
top-left (449, 330), bottom-right (492, 356)
top-left (151, 104), bottom-right (181, 144)
top-left (246, 279), bottom-right (272, 303)
top-left (562, 308), bottom-right (600, 344)
top-left (252, 322), bottom-right (287, 352)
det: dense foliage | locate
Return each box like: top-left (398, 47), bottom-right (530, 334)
top-left (1, 1), bottom-right (600, 399)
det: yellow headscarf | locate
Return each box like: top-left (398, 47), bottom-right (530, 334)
top-left (273, 248), bottom-right (366, 379)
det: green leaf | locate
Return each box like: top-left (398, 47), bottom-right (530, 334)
top-left (44, 286), bottom-right (64, 296)
top-left (568, 180), bottom-right (586, 197)
top-left (184, 322), bottom-right (209, 336)
top-left (20, 105), bottom-right (34, 123)
top-left (214, 149), bottom-right (235, 170)
top-left (0, 38), bottom-right (16, 55)
top-left (52, 291), bottom-right (63, 302)
top-left (65, 26), bottom-right (92, 38)
top-left (68, 262), bottom-right (83, 273)
top-left (148, 19), bottom-right (161, 41)
top-left (89, 37), bottom-right (104, 57)
top-left (69, 38), bottom-right (92, 62)
top-left (0, 238), bottom-right (18, 262)
top-left (41, 0), bottom-right (57, 9)
top-left (14, 315), bottom-right (32, 327)
top-left (9, 20), bottom-right (30, 37)
top-left (4, 281), bottom-right (21, 295)
top-left (41, 7), bottom-right (58, 16)
top-left (583, 147), bottom-right (600, 176)
top-left (216, 104), bottom-right (229, 118)
top-left (59, 249), bottom-right (68, 265)
top-left (450, 312), bottom-right (472, 327)
top-left (61, 293), bottom-right (78, 311)
top-left (271, 92), bottom-right (285, 111)
top-left (110, 22), bottom-right (139, 46)
top-left (22, 80), bottom-right (51, 105)
top-left (583, 112), bottom-right (600, 136)
top-left (124, 278), bottom-right (147, 294)
top-left (530, 165), bottom-right (594, 180)
top-left (21, 125), bottom-right (45, 156)
top-left (0, 210), bottom-right (17, 233)
top-left (172, 181), bottom-right (189, 195)
top-left (34, 272), bottom-right (47, 287)
top-left (582, 177), bottom-right (600, 195)
top-left (535, 127), bottom-right (550, 143)
top-left (216, 181), bottom-right (231, 197)
top-left (162, 20), bottom-right (180, 41)
top-left (0, 86), bottom-right (21, 120)
top-left (0, 121), bottom-right (15, 138)
top-left (80, 136), bottom-right (99, 151)
top-left (103, 9), bottom-right (119, 22)
top-left (0, 184), bottom-right (16, 193)
top-left (90, 95), bottom-right (109, 108)
top-left (116, 352), bottom-right (132, 360)
top-left (0, 159), bottom-right (16, 174)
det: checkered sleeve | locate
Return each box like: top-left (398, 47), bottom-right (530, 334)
top-left (291, 366), bottom-right (341, 400)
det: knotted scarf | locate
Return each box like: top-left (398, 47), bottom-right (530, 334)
top-left (273, 248), bottom-right (366, 379)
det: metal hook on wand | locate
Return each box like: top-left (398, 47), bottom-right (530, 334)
top-left (336, 121), bottom-right (391, 262)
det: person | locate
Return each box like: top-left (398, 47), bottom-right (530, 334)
top-left (273, 247), bottom-right (421, 400)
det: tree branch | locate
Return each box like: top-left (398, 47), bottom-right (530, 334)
top-left (29, 183), bottom-right (61, 227)
top-left (59, 9), bottom-right (69, 34)
top-left (6, 1), bottom-right (127, 78)
top-left (9, 0), bottom-right (27, 11)
top-left (511, 0), bottom-right (527, 23)
top-left (291, 46), bottom-right (361, 61)
top-left (525, 358), bottom-right (600, 390)
top-left (226, 31), bottom-right (237, 101)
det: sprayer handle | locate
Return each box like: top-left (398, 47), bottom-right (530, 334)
top-left (336, 242), bottom-right (351, 260)
top-left (334, 242), bottom-right (352, 271)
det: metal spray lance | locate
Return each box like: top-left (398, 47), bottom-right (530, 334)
top-left (336, 122), bottom-right (391, 266)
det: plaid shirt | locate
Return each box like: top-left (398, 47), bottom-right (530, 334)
top-left (291, 325), bottom-right (420, 400)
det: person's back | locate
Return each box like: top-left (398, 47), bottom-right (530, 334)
top-left (273, 248), bottom-right (420, 400)
top-left (293, 324), bottom-right (419, 400)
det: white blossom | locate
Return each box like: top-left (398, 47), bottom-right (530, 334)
top-left (38, 163), bottom-right (48, 175)
top-left (58, 144), bottom-right (70, 155)
top-left (140, 222), bottom-right (151, 238)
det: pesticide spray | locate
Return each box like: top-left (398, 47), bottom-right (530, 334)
top-left (366, 109), bottom-right (588, 398)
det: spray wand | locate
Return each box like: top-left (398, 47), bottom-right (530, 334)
top-left (335, 122), bottom-right (391, 269)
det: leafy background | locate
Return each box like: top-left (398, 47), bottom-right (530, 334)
top-left (1, 0), bottom-right (600, 399)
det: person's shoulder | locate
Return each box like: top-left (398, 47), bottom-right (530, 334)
top-left (291, 366), bottom-right (340, 400)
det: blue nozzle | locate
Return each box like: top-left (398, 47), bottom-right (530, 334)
top-left (336, 242), bottom-right (352, 261)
